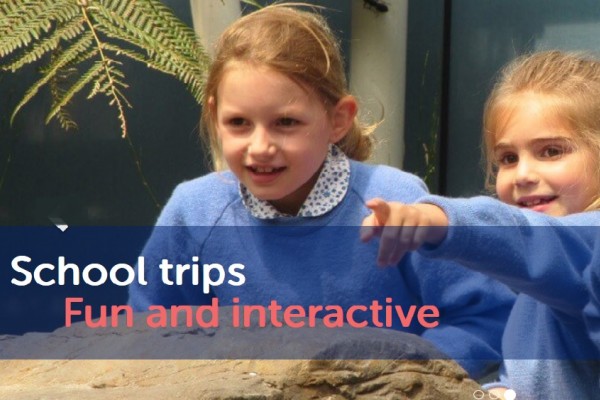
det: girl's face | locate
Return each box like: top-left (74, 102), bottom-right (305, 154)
top-left (493, 94), bottom-right (599, 216)
top-left (214, 63), bottom-right (353, 215)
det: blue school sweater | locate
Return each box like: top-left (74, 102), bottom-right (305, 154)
top-left (419, 194), bottom-right (600, 399)
top-left (584, 230), bottom-right (600, 350)
top-left (128, 161), bottom-right (515, 378)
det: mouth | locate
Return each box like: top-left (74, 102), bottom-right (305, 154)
top-left (245, 165), bottom-right (287, 184)
top-left (247, 165), bottom-right (286, 174)
top-left (516, 195), bottom-right (558, 209)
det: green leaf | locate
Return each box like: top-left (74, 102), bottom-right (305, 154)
top-left (2, 17), bottom-right (86, 72)
top-left (0, 0), bottom-right (80, 58)
top-left (45, 60), bottom-right (104, 124)
top-left (2, 0), bottom-right (211, 133)
top-left (10, 31), bottom-right (96, 124)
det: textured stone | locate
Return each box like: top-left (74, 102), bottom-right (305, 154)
top-left (0, 307), bottom-right (484, 399)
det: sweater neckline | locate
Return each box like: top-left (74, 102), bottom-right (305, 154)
top-left (239, 144), bottom-right (350, 219)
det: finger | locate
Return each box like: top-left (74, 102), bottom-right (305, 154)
top-left (412, 225), bottom-right (430, 249)
top-left (399, 223), bottom-right (417, 249)
top-left (386, 241), bottom-right (408, 266)
top-left (361, 198), bottom-right (390, 242)
top-left (365, 198), bottom-right (392, 225)
top-left (394, 225), bottom-right (419, 263)
top-left (381, 225), bottom-right (411, 265)
top-left (378, 225), bottom-right (403, 267)
top-left (360, 213), bottom-right (381, 242)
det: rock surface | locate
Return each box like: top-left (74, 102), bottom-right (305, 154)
top-left (0, 307), bottom-right (484, 399)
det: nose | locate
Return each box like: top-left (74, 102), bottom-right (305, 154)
top-left (513, 158), bottom-right (540, 186)
top-left (247, 127), bottom-right (277, 158)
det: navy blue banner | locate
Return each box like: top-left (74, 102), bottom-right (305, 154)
top-left (0, 226), bottom-right (598, 361)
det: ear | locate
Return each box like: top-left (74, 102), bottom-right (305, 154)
top-left (329, 95), bottom-right (358, 143)
top-left (208, 96), bottom-right (217, 118)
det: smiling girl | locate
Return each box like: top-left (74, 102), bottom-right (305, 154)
top-left (128, 4), bottom-right (514, 379)
top-left (362, 50), bottom-right (600, 399)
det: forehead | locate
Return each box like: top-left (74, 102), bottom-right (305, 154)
top-left (219, 61), bottom-right (312, 96)
top-left (214, 61), bottom-right (327, 117)
top-left (492, 93), bottom-right (575, 144)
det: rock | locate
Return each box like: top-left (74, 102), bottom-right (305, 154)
top-left (0, 307), bottom-right (484, 399)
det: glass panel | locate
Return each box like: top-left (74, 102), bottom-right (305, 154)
top-left (447, 0), bottom-right (600, 196)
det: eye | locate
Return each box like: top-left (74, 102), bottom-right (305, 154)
top-left (277, 117), bottom-right (300, 127)
top-left (497, 152), bottom-right (518, 166)
top-left (540, 145), bottom-right (565, 159)
top-left (228, 117), bottom-right (248, 127)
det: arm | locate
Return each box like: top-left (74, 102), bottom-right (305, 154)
top-left (422, 195), bottom-right (598, 316)
top-left (365, 195), bottom-right (598, 316)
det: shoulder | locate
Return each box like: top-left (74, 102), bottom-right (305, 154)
top-left (559, 210), bottom-right (600, 226)
top-left (349, 160), bottom-right (429, 203)
top-left (156, 171), bottom-right (242, 226)
top-left (171, 171), bottom-right (239, 201)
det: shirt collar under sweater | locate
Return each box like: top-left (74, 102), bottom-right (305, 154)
top-left (240, 144), bottom-right (350, 219)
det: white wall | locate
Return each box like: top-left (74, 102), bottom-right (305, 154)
top-left (350, 1), bottom-right (408, 168)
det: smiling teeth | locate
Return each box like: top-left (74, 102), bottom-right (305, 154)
top-left (524, 199), bottom-right (542, 206)
top-left (521, 198), bottom-right (550, 207)
top-left (255, 167), bottom-right (275, 173)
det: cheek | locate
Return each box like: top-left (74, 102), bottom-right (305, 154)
top-left (494, 172), bottom-right (513, 202)
top-left (560, 172), bottom-right (597, 208)
top-left (218, 137), bottom-right (245, 168)
top-left (549, 162), bottom-right (588, 193)
top-left (219, 133), bottom-right (243, 152)
top-left (582, 157), bottom-right (600, 193)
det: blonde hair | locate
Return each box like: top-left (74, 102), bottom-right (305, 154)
top-left (483, 50), bottom-right (600, 210)
top-left (201, 4), bottom-right (373, 170)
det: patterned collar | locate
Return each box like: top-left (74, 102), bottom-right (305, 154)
top-left (240, 144), bottom-right (350, 219)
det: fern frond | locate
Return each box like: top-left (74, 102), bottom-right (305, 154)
top-left (110, 84), bottom-right (132, 109)
top-left (0, 0), bottom-right (56, 31)
top-left (49, 60), bottom-right (79, 131)
top-left (56, 109), bottom-right (79, 131)
top-left (144, 1), bottom-right (207, 61)
top-left (240, 0), bottom-right (263, 9)
top-left (104, 0), bottom-right (205, 61)
top-left (3, 0), bottom-right (212, 138)
top-left (88, 70), bottom-right (108, 99)
top-left (77, 3), bottom-right (133, 138)
top-left (101, 42), bottom-right (145, 63)
top-left (1, 17), bottom-right (86, 72)
top-left (0, 0), bottom-right (81, 58)
top-left (45, 60), bottom-right (104, 124)
top-left (10, 31), bottom-right (96, 124)
top-left (111, 86), bottom-right (129, 137)
top-left (101, 40), bottom-right (204, 102)
top-left (91, 0), bottom-right (208, 102)
top-left (95, 18), bottom-right (206, 102)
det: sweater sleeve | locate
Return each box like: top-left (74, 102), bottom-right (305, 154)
top-left (418, 195), bottom-right (599, 317)
top-left (401, 252), bottom-right (516, 379)
top-left (583, 231), bottom-right (600, 350)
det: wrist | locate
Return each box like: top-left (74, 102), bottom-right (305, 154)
top-left (414, 204), bottom-right (449, 244)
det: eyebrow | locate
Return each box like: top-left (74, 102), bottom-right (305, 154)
top-left (493, 136), bottom-right (573, 151)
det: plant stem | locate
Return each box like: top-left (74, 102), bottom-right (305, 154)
top-left (79, 1), bottom-right (128, 138)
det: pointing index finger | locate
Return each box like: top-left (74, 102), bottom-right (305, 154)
top-left (365, 198), bottom-right (391, 225)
